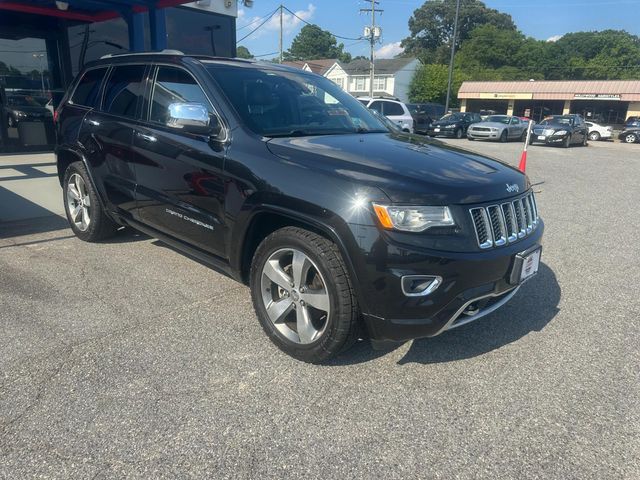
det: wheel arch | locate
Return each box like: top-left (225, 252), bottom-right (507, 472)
top-left (56, 146), bottom-right (110, 214)
top-left (234, 207), bottom-right (366, 310)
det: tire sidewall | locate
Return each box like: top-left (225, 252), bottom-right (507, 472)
top-left (589, 132), bottom-right (600, 141)
top-left (250, 230), bottom-right (352, 361)
top-left (500, 130), bottom-right (507, 143)
top-left (625, 134), bottom-right (637, 144)
top-left (455, 128), bottom-right (463, 139)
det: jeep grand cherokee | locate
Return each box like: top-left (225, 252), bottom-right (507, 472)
top-left (55, 53), bottom-right (543, 363)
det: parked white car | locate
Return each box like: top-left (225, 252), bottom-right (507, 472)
top-left (585, 121), bottom-right (613, 141)
top-left (357, 97), bottom-right (414, 133)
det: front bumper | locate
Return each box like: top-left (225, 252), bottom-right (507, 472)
top-left (427, 127), bottom-right (458, 137)
top-left (351, 222), bottom-right (544, 342)
top-left (467, 130), bottom-right (500, 140)
top-left (529, 133), bottom-right (567, 145)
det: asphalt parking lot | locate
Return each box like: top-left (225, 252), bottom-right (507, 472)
top-left (1, 139), bottom-right (639, 479)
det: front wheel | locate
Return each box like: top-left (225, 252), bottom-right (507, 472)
top-left (624, 133), bottom-right (638, 144)
top-left (63, 161), bottom-right (118, 241)
top-left (499, 130), bottom-right (508, 143)
top-left (563, 135), bottom-right (571, 148)
top-left (250, 227), bottom-right (360, 363)
top-left (455, 128), bottom-right (463, 139)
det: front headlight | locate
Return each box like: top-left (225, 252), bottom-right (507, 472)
top-left (554, 130), bottom-right (568, 135)
top-left (373, 204), bottom-right (455, 232)
top-left (15, 111), bottom-right (27, 117)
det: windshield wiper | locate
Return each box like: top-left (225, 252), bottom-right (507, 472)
top-left (265, 129), bottom-right (317, 138)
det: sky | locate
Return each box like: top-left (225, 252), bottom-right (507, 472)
top-left (237, 0), bottom-right (640, 59)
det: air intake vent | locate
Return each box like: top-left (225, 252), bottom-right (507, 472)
top-left (470, 192), bottom-right (539, 249)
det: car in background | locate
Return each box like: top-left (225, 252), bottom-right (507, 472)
top-left (467, 115), bottom-right (528, 143)
top-left (618, 128), bottom-right (640, 144)
top-left (624, 116), bottom-right (640, 129)
top-left (358, 97), bottom-right (414, 133)
top-left (406, 102), bottom-right (445, 135)
top-left (369, 108), bottom-right (402, 133)
top-left (585, 121), bottom-right (613, 141)
top-left (530, 114), bottom-right (588, 148)
top-left (427, 111), bottom-right (482, 139)
top-left (5, 94), bottom-right (53, 127)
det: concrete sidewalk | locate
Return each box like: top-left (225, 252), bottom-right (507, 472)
top-left (0, 153), bottom-right (63, 223)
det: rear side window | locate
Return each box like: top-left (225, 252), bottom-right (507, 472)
top-left (102, 65), bottom-right (146, 118)
top-left (369, 101), bottom-right (383, 113)
top-left (383, 102), bottom-right (404, 116)
top-left (71, 68), bottom-right (107, 107)
top-left (150, 66), bottom-right (211, 124)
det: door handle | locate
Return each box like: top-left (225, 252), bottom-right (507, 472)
top-left (136, 131), bottom-right (157, 142)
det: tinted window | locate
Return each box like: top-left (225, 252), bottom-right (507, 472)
top-left (150, 67), bottom-right (211, 124)
top-left (383, 102), bottom-right (404, 116)
top-left (102, 65), bottom-right (146, 118)
top-left (71, 68), bottom-right (107, 107)
top-left (369, 101), bottom-right (383, 113)
top-left (205, 64), bottom-right (386, 136)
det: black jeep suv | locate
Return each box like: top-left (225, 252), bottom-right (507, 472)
top-left (55, 53), bottom-right (543, 363)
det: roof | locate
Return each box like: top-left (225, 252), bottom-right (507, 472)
top-left (458, 80), bottom-right (640, 102)
top-left (0, 0), bottom-right (193, 22)
top-left (282, 59), bottom-right (338, 75)
top-left (341, 57), bottom-right (417, 75)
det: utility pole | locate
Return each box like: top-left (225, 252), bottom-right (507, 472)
top-left (444, 0), bottom-right (461, 114)
top-left (33, 53), bottom-right (45, 94)
top-left (360, 0), bottom-right (383, 99)
top-left (279, 4), bottom-right (283, 63)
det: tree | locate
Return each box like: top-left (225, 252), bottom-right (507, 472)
top-left (283, 24), bottom-right (351, 62)
top-left (402, 0), bottom-right (517, 63)
top-left (409, 63), bottom-right (469, 105)
top-left (236, 46), bottom-right (254, 59)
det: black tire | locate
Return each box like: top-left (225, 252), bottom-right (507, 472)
top-left (455, 128), bottom-right (463, 139)
top-left (62, 161), bottom-right (118, 242)
top-left (521, 130), bottom-right (527, 142)
top-left (467, 136), bottom-right (475, 141)
top-left (563, 135), bottom-right (571, 148)
top-left (499, 130), bottom-right (508, 143)
top-left (588, 131), bottom-right (600, 141)
top-left (624, 133), bottom-right (638, 144)
top-left (250, 227), bottom-right (360, 363)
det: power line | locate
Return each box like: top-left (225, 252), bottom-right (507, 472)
top-left (236, 9), bottom-right (279, 44)
top-left (282, 6), bottom-right (362, 41)
top-left (236, 7), bottom-right (279, 32)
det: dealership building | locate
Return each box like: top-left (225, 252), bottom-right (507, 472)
top-left (0, 0), bottom-right (241, 153)
top-left (458, 80), bottom-right (640, 125)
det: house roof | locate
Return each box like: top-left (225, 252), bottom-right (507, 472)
top-left (458, 80), bottom-right (640, 101)
top-left (340, 57), bottom-right (417, 75)
top-left (282, 59), bottom-right (338, 75)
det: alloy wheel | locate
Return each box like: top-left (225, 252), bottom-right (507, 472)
top-left (625, 134), bottom-right (637, 144)
top-left (66, 173), bottom-right (91, 231)
top-left (260, 248), bottom-right (330, 344)
top-left (588, 132), bottom-right (600, 141)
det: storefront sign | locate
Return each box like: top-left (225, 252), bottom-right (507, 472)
top-left (478, 93), bottom-right (533, 100)
top-left (573, 94), bottom-right (621, 100)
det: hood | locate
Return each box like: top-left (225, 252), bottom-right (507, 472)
top-left (470, 122), bottom-right (507, 129)
top-left (266, 132), bottom-right (528, 205)
top-left (534, 123), bottom-right (568, 131)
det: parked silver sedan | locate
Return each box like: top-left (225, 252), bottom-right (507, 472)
top-left (467, 115), bottom-right (529, 142)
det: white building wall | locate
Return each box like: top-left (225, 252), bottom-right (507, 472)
top-left (391, 59), bottom-right (420, 103)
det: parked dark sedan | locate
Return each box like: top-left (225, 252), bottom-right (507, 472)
top-left (529, 114), bottom-right (588, 147)
top-left (5, 94), bottom-right (53, 127)
top-left (427, 112), bottom-right (482, 139)
top-left (618, 128), bottom-right (640, 144)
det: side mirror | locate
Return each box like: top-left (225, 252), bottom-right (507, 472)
top-left (166, 102), bottom-right (222, 137)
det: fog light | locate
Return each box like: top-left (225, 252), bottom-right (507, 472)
top-left (401, 275), bottom-right (442, 297)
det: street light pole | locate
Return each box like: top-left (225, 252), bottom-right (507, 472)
top-left (444, 0), bottom-right (461, 114)
top-left (279, 4), bottom-right (283, 63)
top-left (33, 53), bottom-right (45, 94)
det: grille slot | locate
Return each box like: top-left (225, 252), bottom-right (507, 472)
top-left (470, 192), bottom-right (540, 249)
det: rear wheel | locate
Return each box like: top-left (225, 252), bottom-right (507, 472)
top-left (63, 161), bottom-right (118, 241)
top-left (250, 227), bottom-right (360, 363)
top-left (588, 131), bottom-right (600, 141)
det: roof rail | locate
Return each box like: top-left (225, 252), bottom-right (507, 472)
top-left (100, 49), bottom-right (184, 59)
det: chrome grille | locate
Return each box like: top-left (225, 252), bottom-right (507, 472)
top-left (470, 192), bottom-right (539, 249)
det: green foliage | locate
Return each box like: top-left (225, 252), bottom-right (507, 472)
top-left (283, 25), bottom-right (352, 63)
top-left (402, 0), bottom-right (517, 63)
top-left (409, 64), bottom-right (469, 104)
top-left (236, 46), bottom-right (254, 59)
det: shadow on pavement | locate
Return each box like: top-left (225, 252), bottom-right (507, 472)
top-left (0, 214), bottom-right (69, 239)
top-left (332, 263), bottom-right (561, 366)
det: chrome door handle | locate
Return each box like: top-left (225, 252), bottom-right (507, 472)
top-left (136, 132), bottom-right (157, 142)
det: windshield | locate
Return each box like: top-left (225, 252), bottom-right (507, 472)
top-left (205, 63), bottom-right (387, 137)
top-left (484, 115), bottom-right (510, 124)
top-left (439, 112), bottom-right (463, 121)
top-left (541, 116), bottom-right (573, 126)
